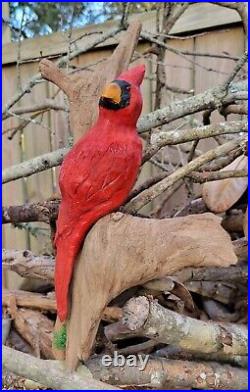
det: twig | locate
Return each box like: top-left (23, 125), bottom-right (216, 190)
top-left (187, 169), bottom-right (248, 183)
top-left (222, 51), bottom-right (248, 90)
top-left (3, 100), bottom-right (68, 121)
top-left (125, 137), bottom-right (247, 213)
top-left (2, 346), bottom-right (120, 390)
top-left (143, 120), bottom-right (247, 162)
top-left (2, 148), bottom-right (69, 184)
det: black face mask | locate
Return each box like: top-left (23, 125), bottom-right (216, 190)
top-left (99, 80), bottom-right (131, 110)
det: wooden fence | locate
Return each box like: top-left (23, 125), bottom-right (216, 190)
top-left (2, 3), bottom-right (245, 288)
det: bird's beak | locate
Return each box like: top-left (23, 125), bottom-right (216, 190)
top-left (100, 83), bottom-right (121, 104)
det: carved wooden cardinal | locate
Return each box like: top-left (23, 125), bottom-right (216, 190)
top-left (55, 64), bottom-right (145, 322)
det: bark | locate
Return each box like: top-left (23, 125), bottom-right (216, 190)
top-left (144, 120), bottom-right (247, 162)
top-left (3, 241), bottom-right (246, 285)
top-left (10, 308), bottom-right (54, 359)
top-left (3, 346), bottom-right (247, 390)
top-left (3, 99), bottom-right (68, 121)
top-left (174, 197), bottom-right (208, 217)
top-left (155, 345), bottom-right (248, 369)
top-left (2, 199), bottom-right (60, 224)
top-left (2, 289), bottom-right (56, 312)
top-left (2, 148), bottom-right (68, 184)
top-left (2, 249), bottom-right (55, 283)
top-left (2, 346), bottom-right (120, 390)
top-left (2, 288), bottom-right (122, 323)
top-left (243, 206), bottom-right (248, 239)
top-left (174, 258), bottom-right (247, 283)
top-left (137, 79), bottom-right (247, 133)
top-left (188, 169), bottom-right (247, 184)
top-left (87, 355), bottom-right (248, 389)
top-left (125, 137), bottom-right (247, 214)
top-left (105, 296), bottom-right (247, 357)
top-left (65, 212), bottom-right (237, 370)
top-left (226, 238), bottom-right (248, 263)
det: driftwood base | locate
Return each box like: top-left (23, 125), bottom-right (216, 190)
top-left (66, 212), bottom-right (237, 370)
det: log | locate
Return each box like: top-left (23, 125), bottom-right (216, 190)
top-left (66, 212), bottom-right (237, 370)
top-left (11, 308), bottom-right (54, 359)
top-left (3, 347), bottom-right (247, 390)
top-left (105, 296), bottom-right (247, 357)
top-left (2, 200), bottom-right (60, 224)
top-left (2, 288), bottom-right (122, 323)
top-left (87, 355), bottom-right (248, 390)
top-left (2, 289), bottom-right (56, 312)
top-left (2, 249), bottom-right (54, 283)
top-left (2, 346), bottom-right (120, 390)
top-left (174, 259), bottom-right (248, 282)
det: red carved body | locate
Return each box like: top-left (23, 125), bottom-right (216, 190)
top-left (55, 65), bottom-right (145, 321)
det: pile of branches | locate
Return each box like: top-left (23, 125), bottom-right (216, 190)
top-left (2, 3), bottom-right (248, 390)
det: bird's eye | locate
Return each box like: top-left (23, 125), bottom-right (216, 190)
top-left (100, 83), bottom-right (121, 104)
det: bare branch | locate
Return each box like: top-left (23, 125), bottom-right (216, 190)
top-left (188, 169), bottom-right (248, 183)
top-left (2, 148), bottom-right (69, 184)
top-left (3, 100), bottom-right (68, 121)
top-left (125, 137), bottom-right (247, 213)
top-left (2, 346), bottom-right (120, 390)
top-left (143, 120), bottom-right (247, 162)
top-left (222, 51), bottom-right (248, 90)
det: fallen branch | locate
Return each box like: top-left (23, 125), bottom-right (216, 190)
top-left (2, 289), bottom-right (56, 312)
top-left (2, 148), bottom-right (69, 184)
top-left (155, 345), bottom-right (248, 369)
top-left (3, 346), bottom-right (247, 390)
top-left (125, 137), bottom-right (247, 214)
top-left (3, 99), bottom-right (68, 121)
top-left (174, 258), bottom-right (247, 283)
top-left (187, 169), bottom-right (247, 183)
top-left (2, 249), bottom-right (54, 283)
top-left (143, 120), bottom-right (247, 162)
top-left (2, 346), bottom-right (120, 390)
top-left (10, 308), bottom-right (54, 359)
top-left (2, 199), bottom-right (60, 224)
top-left (2, 288), bottom-right (122, 323)
top-left (105, 296), bottom-right (247, 356)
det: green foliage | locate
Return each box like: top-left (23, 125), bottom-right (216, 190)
top-left (53, 324), bottom-right (67, 350)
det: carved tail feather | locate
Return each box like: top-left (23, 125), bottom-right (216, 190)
top-left (55, 219), bottom-right (94, 322)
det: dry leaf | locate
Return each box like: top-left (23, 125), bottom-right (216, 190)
top-left (202, 155), bottom-right (248, 213)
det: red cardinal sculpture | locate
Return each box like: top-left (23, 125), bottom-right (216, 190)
top-left (55, 64), bottom-right (145, 322)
